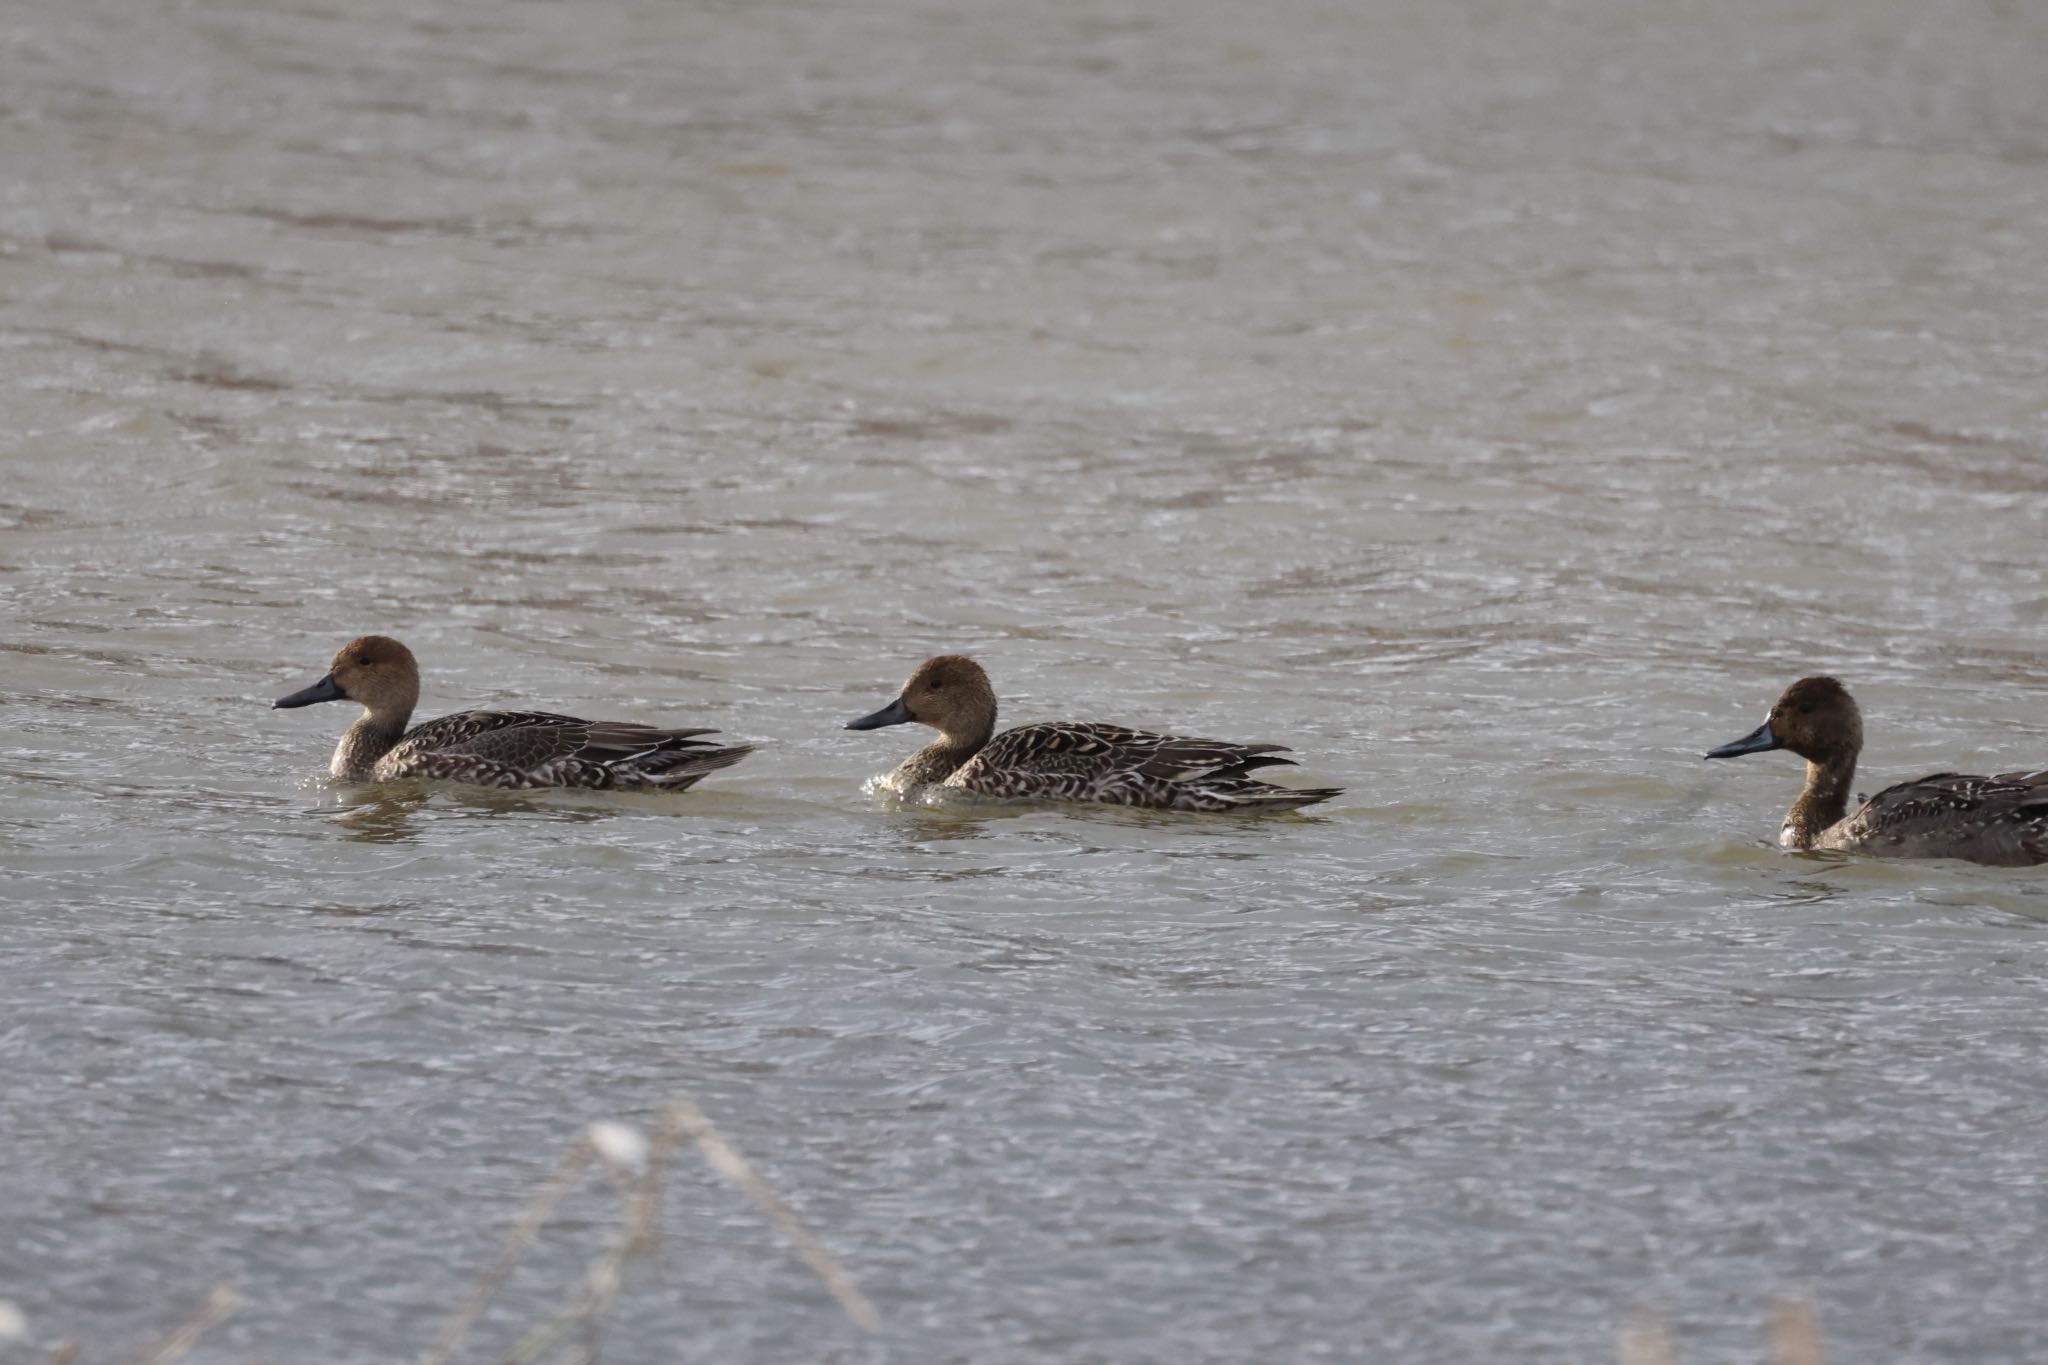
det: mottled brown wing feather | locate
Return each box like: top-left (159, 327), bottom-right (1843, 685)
top-left (960, 722), bottom-right (1336, 813)
top-left (379, 710), bottom-right (749, 791)
top-left (1839, 768), bottom-right (2048, 865)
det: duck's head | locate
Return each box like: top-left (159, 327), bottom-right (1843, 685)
top-left (845, 654), bottom-right (998, 742)
top-left (274, 635), bottom-right (421, 719)
top-left (1705, 675), bottom-right (1862, 765)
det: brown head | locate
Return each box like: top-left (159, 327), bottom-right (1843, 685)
top-left (1704, 675), bottom-right (1863, 765)
top-left (845, 654), bottom-right (998, 744)
top-left (273, 634), bottom-right (422, 723)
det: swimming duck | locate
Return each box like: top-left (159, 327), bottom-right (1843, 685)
top-left (1704, 675), bottom-right (2048, 865)
top-left (845, 654), bottom-right (1341, 812)
top-left (273, 635), bottom-right (753, 791)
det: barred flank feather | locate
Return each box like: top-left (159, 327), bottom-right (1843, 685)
top-left (381, 712), bottom-right (756, 791)
top-left (1824, 769), bottom-right (2048, 865)
top-left (958, 723), bottom-right (1341, 812)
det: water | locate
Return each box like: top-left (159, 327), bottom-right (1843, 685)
top-left (4, 0), bottom-right (2048, 1359)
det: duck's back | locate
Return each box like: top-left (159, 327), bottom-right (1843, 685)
top-left (376, 710), bottom-right (751, 790)
top-left (951, 721), bottom-right (1338, 812)
top-left (1822, 769), bottom-right (2048, 866)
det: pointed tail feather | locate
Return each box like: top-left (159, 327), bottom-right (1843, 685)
top-left (633, 742), bottom-right (756, 790)
top-left (1231, 784), bottom-right (1343, 813)
top-left (1226, 754), bottom-right (1299, 775)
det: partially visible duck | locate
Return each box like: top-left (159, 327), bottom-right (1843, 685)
top-left (1705, 675), bottom-right (2048, 865)
top-left (844, 654), bottom-right (1340, 813)
top-left (273, 635), bottom-right (753, 791)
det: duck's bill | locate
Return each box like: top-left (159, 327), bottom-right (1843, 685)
top-left (845, 696), bottom-right (913, 730)
top-left (273, 674), bottom-right (345, 709)
top-left (1704, 719), bottom-right (1780, 760)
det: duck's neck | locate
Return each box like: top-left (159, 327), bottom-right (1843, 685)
top-left (897, 724), bottom-right (993, 789)
top-left (1783, 754), bottom-right (1855, 849)
top-left (332, 708), bottom-right (412, 779)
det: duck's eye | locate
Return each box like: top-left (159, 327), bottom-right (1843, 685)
top-left (927, 679), bottom-right (942, 691)
top-left (356, 656), bottom-right (372, 667)
top-left (1797, 703), bottom-right (1813, 715)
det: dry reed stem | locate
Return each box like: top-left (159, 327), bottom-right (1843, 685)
top-left (500, 1120), bottom-right (678, 1365)
top-left (120, 1287), bottom-right (240, 1365)
top-left (1616, 1299), bottom-right (1829, 1365)
top-left (666, 1097), bottom-right (880, 1333)
top-left (495, 1241), bottom-right (628, 1365)
top-left (1614, 1308), bottom-right (1678, 1365)
top-left (416, 1140), bottom-right (595, 1365)
top-left (1769, 1298), bottom-right (1825, 1365)
top-left (421, 1094), bottom-right (873, 1365)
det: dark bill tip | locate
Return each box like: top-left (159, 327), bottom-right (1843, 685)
top-left (1704, 718), bottom-right (1781, 761)
top-left (845, 695), bottom-right (914, 731)
top-left (273, 673), bottom-right (345, 709)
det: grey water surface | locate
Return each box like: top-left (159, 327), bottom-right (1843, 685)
top-left (4, 0), bottom-right (2048, 1360)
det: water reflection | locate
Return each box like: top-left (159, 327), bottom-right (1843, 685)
top-left (319, 783), bottom-right (624, 843)
top-left (327, 790), bottom-right (432, 844)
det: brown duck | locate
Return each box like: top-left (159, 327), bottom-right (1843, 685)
top-left (1705, 675), bottom-right (2048, 865)
top-left (274, 635), bottom-right (753, 791)
top-left (845, 654), bottom-right (1340, 813)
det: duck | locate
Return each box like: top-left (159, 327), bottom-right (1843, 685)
top-left (1704, 675), bottom-right (2048, 865)
top-left (844, 654), bottom-right (1341, 813)
top-left (273, 635), bottom-right (753, 791)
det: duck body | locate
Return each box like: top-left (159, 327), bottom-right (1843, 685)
top-left (849, 655), bottom-right (1339, 814)
top-left (276, 636), bottom-right (752, 792)
top-left (944, 721), bottom-right (1325, 812)
top-left (1809, 769), bottom-right (2048, 865)
top-left (358, 710), bottom-right (747, 790)
top-left (1706, 676), bottom-right (2048, 866)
